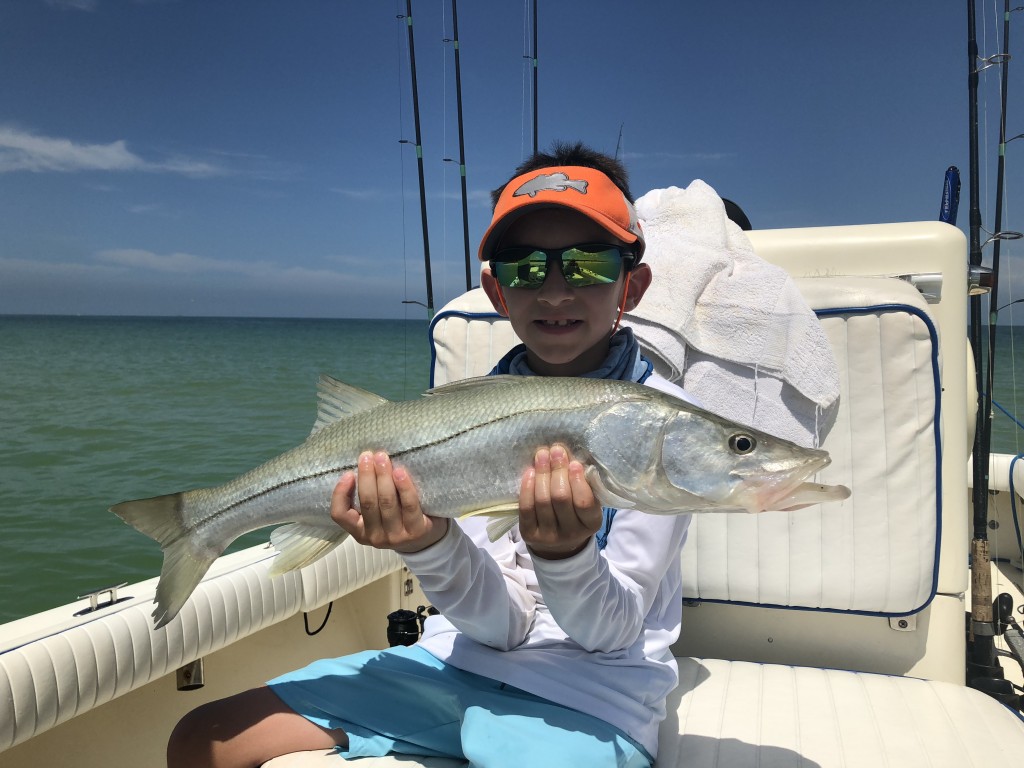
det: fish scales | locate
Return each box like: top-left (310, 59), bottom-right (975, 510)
top-left (194, 377), bottom-right (625, 527)
top-left (110, 374), bottom-right (851, 628)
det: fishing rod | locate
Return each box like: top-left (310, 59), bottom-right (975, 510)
top-left (446, 0), bottom-right (473, 292)
top-left (981, 0), bottom-right (1017, 515)
top-left (519, 0), bottom-right (539, 155)
top-left (966, 0), bottom-right (1024, 683)
top-left (532, 0), bottom-right (538, 155)
top-left (403, 0), bottom-right (434, 317)
top-left (967, 0), bottom-right (997, 683)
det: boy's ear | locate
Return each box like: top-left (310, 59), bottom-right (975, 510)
top-left (622, 263), bottom-right (653, 312)
top-left (480, 268), bottom-right (509, 317)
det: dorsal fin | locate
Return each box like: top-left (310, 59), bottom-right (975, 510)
top-left (311, 374), bottom-right (390, 435)
top-left (425, 375), bottom-right (517, 396)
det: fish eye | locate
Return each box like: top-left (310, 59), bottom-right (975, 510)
top-left (729, 433), bottom-right (756, 455)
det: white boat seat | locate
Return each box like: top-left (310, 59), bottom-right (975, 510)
top-left (267, 222), bottom-right (1024, 767)
top-left (661, 658), bottom-right (1024, 767)
top-left (266, 656), bottom-right (1024, 767)
top-left (0, 538), bottom-right (402, 754)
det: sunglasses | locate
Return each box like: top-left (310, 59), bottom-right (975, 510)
top-left (490, 244), bottom-right (635, 289)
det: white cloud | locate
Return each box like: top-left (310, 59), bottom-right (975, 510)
top-left (45, 0), bottom-right (98, 10)
top-left (622, 150), bottom-right (736, 164)
top-left (331, 186), bottom-right (492, 207)
top-left (150, 156), bottom-right (224, 177)
top-left (437, 187), bottom-right (493, 207)
top-left (0, 250), bottom-right (411, 318)
top-left (330, 187), bottom-right (395, 201)
top-left (126, 203), bottom-right (176, 217)
top-left (466, 188), bottom-right (494, 206)
top-left (0, 255), bottom-right (119, 279)
top-left (45, 0), bottom-right (174, 10)
top-left (96, 249), bottom-right (255, 274)
top-left (0, 126), bottom-right (226, 177)
top-left (93, 248), bottom-right (404, 291)
top-left (0, 129), bottom-right (140, 172)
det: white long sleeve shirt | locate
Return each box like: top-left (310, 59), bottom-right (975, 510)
top-left (402, 374), bottom-right (693, 758)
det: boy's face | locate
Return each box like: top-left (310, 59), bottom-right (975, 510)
top-left (481, 208), bottom-right (651, 376)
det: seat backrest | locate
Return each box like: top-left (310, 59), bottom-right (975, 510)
top-left (429, 222), bottom-right (969, 682)
top-left (680, 277), bottom-right (941, 615)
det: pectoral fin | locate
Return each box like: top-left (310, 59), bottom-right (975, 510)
top-left (269, 523), bottom-right (350, 574)
top-left (484, 514), bottom-right (520, 542)
top-left (458, 502), bottom-right (521, 542)
top-left (584, 466), bottom-right (635, 510)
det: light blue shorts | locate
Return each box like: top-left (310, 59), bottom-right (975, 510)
top-left (267, 644), bottom-right (652, 768)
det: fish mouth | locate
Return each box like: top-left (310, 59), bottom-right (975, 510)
top-left (771, 481), bottom-right (852, 510)
top-left (736, 453), bottom-right (833, 512)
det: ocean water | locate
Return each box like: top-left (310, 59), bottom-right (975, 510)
top-left (987, 325), bottom-right (1024, 457)
top-left (5, 316), bottom-right (1024, 625)
top-left (0, 316), bottom-right (431, 624)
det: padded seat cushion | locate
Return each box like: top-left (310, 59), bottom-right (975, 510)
top-left (265, 656), bottom-right (1024, 768)
top-left (680, 289), bottom-right (941, 615)
top-left (660, 657), bottom-right (1024, 767)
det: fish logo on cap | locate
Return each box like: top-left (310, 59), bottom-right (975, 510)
top-left (513, 171), bottom-right (589, 198)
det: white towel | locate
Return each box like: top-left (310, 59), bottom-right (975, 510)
top-left (623, 180), bottom-right (840, 447)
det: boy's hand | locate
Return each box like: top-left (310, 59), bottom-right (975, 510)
top-left (518, 444), bottom-right (603, 560)
top-left (331, 450), bottom-right (448, 554)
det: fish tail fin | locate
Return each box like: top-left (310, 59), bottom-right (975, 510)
top-left (111, 493), bottom-right (222, 629)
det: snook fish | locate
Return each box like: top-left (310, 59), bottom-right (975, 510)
top-left (112, 374), bottom-right (851, 628)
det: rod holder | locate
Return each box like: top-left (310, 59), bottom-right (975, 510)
top-left (176, 658), bottom-right (205, 691)
top-left (969, 265), bottom-right (994, 295)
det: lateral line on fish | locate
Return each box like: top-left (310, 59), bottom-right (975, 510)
top-left (186, 406), bottom-right (586, 529)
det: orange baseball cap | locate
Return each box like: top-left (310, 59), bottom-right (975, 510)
top-left (478, 165), bottom-right (645, 262)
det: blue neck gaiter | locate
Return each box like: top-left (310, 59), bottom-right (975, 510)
top-left (487, 326), bottom-right (653, 551)
top-left (489, 327), bottom-right (652, 384)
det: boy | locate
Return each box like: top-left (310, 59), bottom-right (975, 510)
top-left (167, 142), bottom-right (694, 768)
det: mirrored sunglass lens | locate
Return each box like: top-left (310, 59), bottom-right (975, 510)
top-left (560, 247), bottom-right (622, 286)
top-left (493, 250), bottom-right (547, 288)
top-left (492, 245), bottom-right (626, 289)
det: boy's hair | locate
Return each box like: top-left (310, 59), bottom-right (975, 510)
top-left (490, 141), bottom-right (635, 208)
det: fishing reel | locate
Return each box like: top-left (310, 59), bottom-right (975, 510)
top-left (386, 605), bottom-right (439, 647)
top-left (968, 592), bottom-right (1024, 710)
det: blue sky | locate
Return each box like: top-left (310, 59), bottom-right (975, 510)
top-left (0, 0), bottom-right (1010, 319)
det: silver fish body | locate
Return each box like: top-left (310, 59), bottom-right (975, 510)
top-left (112, 374), bottom-right (850, 628)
